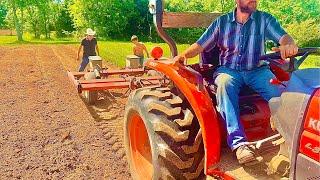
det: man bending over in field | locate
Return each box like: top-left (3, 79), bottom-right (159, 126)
top-left (131, 35), bottom-right (149, 67)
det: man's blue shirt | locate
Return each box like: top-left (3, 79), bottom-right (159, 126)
top-left (197, 10), bottom-right (287, 71)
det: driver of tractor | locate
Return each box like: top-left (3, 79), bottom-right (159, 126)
top-left (173, 0), bottom-right (298, 165)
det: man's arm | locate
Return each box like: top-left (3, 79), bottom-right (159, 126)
top-left (96, 44), bottom-right (100, 56)
top-left (265, 14), bottom-right (298, 59)
top-left (77, 45), bottom-right (83, 61)
top-left (143, 44), bottom-right (149, 58)
top-left (132, 46), bottom-right (136, 55)
top-left (272, 34), bottom-right (298, 60)
top-left (174, 19), bottom-right (219, 65)
top-left (173, 43), bottom-right (204, 64)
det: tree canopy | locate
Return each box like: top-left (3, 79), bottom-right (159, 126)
top-left (0, 0), bottom-right (319, 46)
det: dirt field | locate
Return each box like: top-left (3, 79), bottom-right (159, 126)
top-left (0, 45), bottom-right (131, 179)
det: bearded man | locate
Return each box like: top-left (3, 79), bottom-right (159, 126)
top-left (174, 0), bottom-right (298, 164)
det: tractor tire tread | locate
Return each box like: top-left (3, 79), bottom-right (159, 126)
top-left (126, 87), bottom-right (204, 180)
top-left (174, 109), bottom-right (194, 127)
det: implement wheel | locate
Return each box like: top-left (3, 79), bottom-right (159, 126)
top-left (124, 87), bottom-right (204, 180)
top-left (82, 72), bottom-right (98, 104)
top-left (82, 90), bottom-right (98, 104)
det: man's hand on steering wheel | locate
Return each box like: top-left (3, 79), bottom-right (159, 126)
top-left (271, 44), bottom-right (299, 60)
top-left (173, 43), bottom-right (204, 66)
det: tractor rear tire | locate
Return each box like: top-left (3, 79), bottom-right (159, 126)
top-left (124, 87), bottom-right (204, 180)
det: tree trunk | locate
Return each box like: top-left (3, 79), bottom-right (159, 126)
top-left (48, 17), bottom-right (51, 39)
top-left (20, 8), bottom-right (24, 38)
top-left (44, 13), bottom-right (48, 39)
top-left (12, 2), bottom-right (23, 41)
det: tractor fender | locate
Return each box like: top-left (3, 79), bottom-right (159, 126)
top-left (145, 60), bottom-right (221, 174)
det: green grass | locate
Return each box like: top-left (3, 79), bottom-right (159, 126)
top-left (98, 41), bottom-right (198, 67)
top-left (0, 35), bottom-right (17, 44)
top-left (0, 34), bottom-right (319, 69)
top-left (0, 34), bottom-right (78, 45)
top-left (0, 35), bottom-right (198, 67)
top-left (299, 55), bottom-right (320, 69)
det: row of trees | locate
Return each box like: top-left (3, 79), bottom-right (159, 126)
top-left (69, 0), bottom-right (151, 40)
top-left (0, 0), bottom-right (319, 46)
top-left (165, 0), bottom-right (320, 46)
top-left (0, 0), bottom-right (74, 41)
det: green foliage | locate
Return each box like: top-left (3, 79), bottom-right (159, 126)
top-left (2, 0), bottom-right (26, 41)
top-left (129, 0), bottom-right (152, 41)
top-left (166, 0), bottom-right (234, 13)
top-left (259, 0), bottom-right (320, 47)
top-left (286, 20), bottom-right (320, 47)
top-left (0, 0), bottom-right (319, 47)
top-left (164, 0), bottom-right (320, 45)
top-left (164, 0), bottom-right (235, 43)
top-left (0, 4), bottom-right (7, 28)
top-left (259, 0), bottom-right (320, 24)
top-left (55, 4), bottom-right (75, 37)
top-left (69, 0), bottom-right (139, 39)
top-left (24, 0), bottom-right (56, 39)
top-left (1, 0), bottom-right (75, 40)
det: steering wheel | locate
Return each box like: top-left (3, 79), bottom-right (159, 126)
top-left (260, 47), bottom-right (320, 72)
top-left (259, 47), bottom-right (320, 84)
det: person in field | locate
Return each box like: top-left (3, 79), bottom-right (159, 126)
top-left (77, 28), bottom-right (100, 72)
top-left (131, 35), bottom-right (149, 67)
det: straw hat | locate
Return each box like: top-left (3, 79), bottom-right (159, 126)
top-left (86, 28), bottom-right (96, 36)
top-left (131, 35), bottom-right (138, 41)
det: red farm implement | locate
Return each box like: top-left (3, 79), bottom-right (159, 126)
top-left (67, 59), bottom-right (167, 104)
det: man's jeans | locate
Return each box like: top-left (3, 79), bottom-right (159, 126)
top-left (214, 66), bottom-right (280, 150)
top-left (79, 56), bottom-right (89, 72)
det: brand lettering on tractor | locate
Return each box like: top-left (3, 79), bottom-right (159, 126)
top-left (308, 118), bottom-right (320, 133)
top-left (305, 143), bottom-right (320, 154)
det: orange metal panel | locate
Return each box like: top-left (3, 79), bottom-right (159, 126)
top-left (303, 89), bottom-right (320, 136)
top-left (299, 130), bottom-right (320, 162)
top-left (299, 89), bottom-right (320, 162)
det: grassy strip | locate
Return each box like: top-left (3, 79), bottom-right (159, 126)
top-left (98, 41), bottom-right (199, 67)
top-left (0, 35), bottom-right (78, 45)
top-left (0, 35), bottom-right (318, 68)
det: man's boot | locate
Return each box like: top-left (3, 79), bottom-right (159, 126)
top-left (236, 145), bottom-right (256, 164)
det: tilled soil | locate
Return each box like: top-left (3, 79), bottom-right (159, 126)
top-left (0, 45), bottom-right (131, 179)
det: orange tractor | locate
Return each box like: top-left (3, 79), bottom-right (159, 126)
top-left (123, 0), bottom-right (320, 179)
